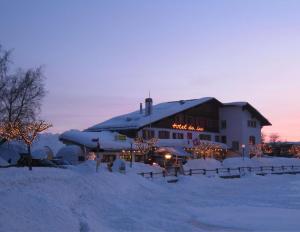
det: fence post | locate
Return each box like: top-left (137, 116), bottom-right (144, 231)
top-left (175, 167), bottom-right (178, 177)
top-left (238, 167), bottom-right (240, 173)
top-left (291, 165), bottom-right (294, 170)
top-left (189, 169), bottom-right (192, 176)
top-left (248, 167), bottom-right (251, 172)
top-left (150, 172), bottom-right (153, 178)
top-left (260, 167), bottom-right (263, 172)
top-left (203, 169), bottom-right (206, 175)
top-left (216, 168), bottom-right (219, 174)
top-left (141, 172), bottom-right (144, 177)
top-left (227, 168), bottom-right (230, 173)
top-left (271, 166), bottom-right (274, 172)
top-left (163, 170), bottom-right (166, 177)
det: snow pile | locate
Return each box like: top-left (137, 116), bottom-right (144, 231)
top-left (183, 158), bottom-right (222, 170)
top-left (0, 142), bottom-right (24, 164)
top-left (56, 145), bottom-right (84, 165)
top-left (32, 133), bottom-right (64, 154)
top-left (0, 156), bottom-right (9, 166)
top-left (32, 146), bottom-right (54, 159)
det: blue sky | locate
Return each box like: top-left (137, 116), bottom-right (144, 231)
top-left (0, 0), bottom-right (299, 140)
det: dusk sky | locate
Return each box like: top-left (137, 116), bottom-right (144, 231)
top-left (0, 0), bottom-right (299, 141)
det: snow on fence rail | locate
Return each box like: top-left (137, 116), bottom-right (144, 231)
top-left (137, 165), bottom-right (300, 179)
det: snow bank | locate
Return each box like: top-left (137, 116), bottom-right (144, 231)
top-left (56, 145), bottom-right (84, 165)
top-left (2, 162), bottom-right (300, 231)
top-left (32, 146), bottom-right (54, 159)
top-left (183, 157), bottom-right (300, 171)
top-left (0, 142), bottom-right (24, 164)
top-left (32, 133), bottom-right (64, 154)
top-left (183, 158), bottom-right (222, 170)
top-left (223, 157), bottom-right (300, 168)
top-left (0, 156), bottom-right (9, 166)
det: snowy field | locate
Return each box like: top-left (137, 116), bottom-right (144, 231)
top-left (1, 161), bottom-right (300, 232)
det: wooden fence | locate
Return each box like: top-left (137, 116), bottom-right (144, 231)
top-left (138, 165), bottom-right (300, 179)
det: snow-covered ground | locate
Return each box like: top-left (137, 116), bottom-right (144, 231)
top-left (1, 161), bottom-right (300, 232)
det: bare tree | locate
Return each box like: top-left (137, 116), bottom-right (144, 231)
top-left (269, 133), bottom-right (280, 143)
top-left (0, 46), bottom-right (11, 112)
top-left (0, 45), bottom-right (46, 145)
top-left (1, 67), bottom-right (46, 123)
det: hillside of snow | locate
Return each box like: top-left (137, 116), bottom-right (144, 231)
top-left (1, 161), bottom-right (300, 231)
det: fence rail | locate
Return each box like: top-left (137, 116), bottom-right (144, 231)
top-left (138, 165), bottom-right (300, 179)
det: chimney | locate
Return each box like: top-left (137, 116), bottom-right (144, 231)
top-left (145, 98), bottom-right (153, 116)
top-left (139, 103), bottom-right (143, 114)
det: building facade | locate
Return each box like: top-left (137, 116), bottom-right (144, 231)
top-left (86, 97), bottom-right (271, 157)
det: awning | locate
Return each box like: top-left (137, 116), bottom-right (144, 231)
top-left (156, 146), bottom-right (192, 157)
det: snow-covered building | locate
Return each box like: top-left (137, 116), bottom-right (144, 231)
top-left (60, 97), bottom-right (271, 160)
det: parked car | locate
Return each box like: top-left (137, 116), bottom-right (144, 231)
top-left (17, 155), bottom-right (60, 168)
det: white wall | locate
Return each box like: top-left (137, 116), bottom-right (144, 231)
top-left (220, 106), bottom-right (262, 156)
top-left (219, 107), bottom-right (243, 151)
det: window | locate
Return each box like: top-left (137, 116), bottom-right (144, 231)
top-left (221, 136), bottom-right (227, 144)
top-left (249, 136), bottom-right (256, 145)
top-left (199, 134), bottom-right (211, 141)
top-left (221, 120), bottom-right (227, 129)
top-left (142, 129), bottom-right (155, 139)
top-left (232, 141), bottom-right (239, 151)
top-left (247, 120), bottom-right (257, 128)
top-left (172, 132), bottom-right (184, 139)
top-left (187, 132), bottom-right (193, 140)
top-left (158, 130), bottom-right (170, 139)
top-left (215, 136), bottom-right (220, 142)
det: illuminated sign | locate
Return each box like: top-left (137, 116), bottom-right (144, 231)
top-left (172, 123), bottom-right (204, 132)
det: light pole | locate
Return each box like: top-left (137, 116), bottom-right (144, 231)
top-left (130, 142), bottom-right (133, 168)
top-left (92, 138), bottom-right (100, 172)
top-left (242, 144), bottom-right (245, 160)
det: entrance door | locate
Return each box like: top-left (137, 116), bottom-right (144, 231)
top-left (232, 141), bottom-right (240, 151)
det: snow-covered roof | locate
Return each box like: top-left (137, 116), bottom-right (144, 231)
top-left (86, 97), bottom-right (215, 131)
top-left (223, 102), bottom-right (248, 107)
top-left (224, 101), bottom-right (271, 126)
top-left (59, 130), bottom-right (134, 151)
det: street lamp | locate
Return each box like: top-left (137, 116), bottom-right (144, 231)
top-left (242, 144), bottom-right (245, 160)
top-left (165, 153), bottom-right (172, 160)
top-left (92, 138), bottom-right (100, 172)
top-left (130, 142), bottom-right (133, 168)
